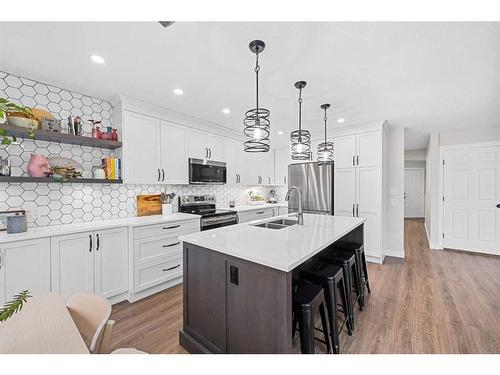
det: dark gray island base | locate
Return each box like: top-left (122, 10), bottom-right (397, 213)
top-left (179, 219), bottom-right (364, 354)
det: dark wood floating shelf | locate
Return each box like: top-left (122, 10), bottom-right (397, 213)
top-left (0, 176), bottom-right (123, 184)
top-left (0, 124), bottom-right (122, 149)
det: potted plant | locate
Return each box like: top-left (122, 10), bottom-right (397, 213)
top-left (0, 290), bottom-right (30, 322)
top-left (0, 98), bottom-right (36, 145)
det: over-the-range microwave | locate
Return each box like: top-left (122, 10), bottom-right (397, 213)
top-left (189, 158), bottom-right (227, 185)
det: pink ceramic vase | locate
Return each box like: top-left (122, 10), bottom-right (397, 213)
top-left (28, 154), bottom-right (51, 177)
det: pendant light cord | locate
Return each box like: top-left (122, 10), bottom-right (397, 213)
top-left (323, 106), bottom-right (328, 142)
top-left (255, 53), bottom-right (260, 110)
top-left (298, 87), bottom-right (303, 131)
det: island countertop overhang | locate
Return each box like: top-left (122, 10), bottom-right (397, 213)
top-left (180, 214), bottom-right (366, 272)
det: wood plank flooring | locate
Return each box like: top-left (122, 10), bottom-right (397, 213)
top-left (110, 219), bottom-right (500, 354)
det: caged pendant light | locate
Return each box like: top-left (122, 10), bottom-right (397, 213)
top-left (317, 103), bottom-right (334, 163)
top-left (243, 40), bottom-right (270, 153)
top-left (290, 81), bottom-right (312, 160)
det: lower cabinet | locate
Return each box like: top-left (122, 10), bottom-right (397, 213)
top-left (0, 238), bottom-right (51, 305)
top-left (51, 227), bottom-right (128, 302)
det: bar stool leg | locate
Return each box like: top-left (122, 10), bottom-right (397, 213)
top-left (319, 303), bottom-right (332, 354)
top-left (361, 252), bottom-right (371, 294)
top-left (300, 308), bottom-right (315, 354)
top-left (338, 276), bottom-right (353, 335)
top-left (324, 281), bottom-right (340, 353)
top-left (292, 311), bottom-right (298, 339)
top-left (342, 263), bottom-right (355, 332)
top-left (352, 260), bottom-right (364, 310)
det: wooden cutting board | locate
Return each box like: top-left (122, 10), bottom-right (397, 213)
top-left (137, 194), bottom-right (162, 217)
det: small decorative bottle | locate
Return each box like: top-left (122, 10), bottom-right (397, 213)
top-left (111, 128), bottom-right (118, 141)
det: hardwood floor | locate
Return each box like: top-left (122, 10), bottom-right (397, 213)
top-left (110, 219), bottom-right (500, 354)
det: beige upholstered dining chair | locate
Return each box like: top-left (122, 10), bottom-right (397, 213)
top-left (111, 348), bottom-right (147, 354)
top-left (66, 292), bottom-right (113, 354)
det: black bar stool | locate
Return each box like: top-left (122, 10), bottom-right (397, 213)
top-left (319, 250), bottom-right (362, 332)
top-left (299, 262), bottom-right (351, 354)
top-left (292, 283), bottom-right (332, 354)
top-left (333, 241), bottom-right (371, 301)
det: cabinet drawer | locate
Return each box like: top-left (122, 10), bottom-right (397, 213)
top-left (134, 257), bottom-right (183, 292)
top-left (134, 236), bottom-right (182, 265)
top-left (239, 209), bottom-right (274, 223)
top-left (133, 222), bottom-right (182, 239)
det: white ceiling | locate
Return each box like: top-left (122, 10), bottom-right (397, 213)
top-left (1, 22), bottom-right (499, 150)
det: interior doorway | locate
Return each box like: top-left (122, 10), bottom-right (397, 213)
top-left (404, 168), bottom-right (425, 218)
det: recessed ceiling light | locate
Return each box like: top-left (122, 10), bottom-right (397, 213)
top-left (222, 108), bottom-right (231, 114)
top-left (337, 118), bottom-right (345, 124)
top-left (90, 55), bottom-right (105, 64)
top-left (278, 131), bottom-right (284, 135)
top-left (173, 88), bottom-right (184, 96)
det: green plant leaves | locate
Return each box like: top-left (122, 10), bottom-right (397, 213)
top-left (0, 290), bottom-right (31, 322)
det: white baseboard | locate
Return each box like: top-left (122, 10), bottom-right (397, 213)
top-left (366, 254), bottom-right (383, 264)
top-left (384, 249), bottom-right (405, 259)
top-left (127, 276), bottom-right (183, 303)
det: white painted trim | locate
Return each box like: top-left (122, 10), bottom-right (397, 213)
top-left (424, 221), bottom-right (442, 250)
top-left (384, 249), bottom-right (405, 258)
top-left (440, 140), bottom-right (500, 151)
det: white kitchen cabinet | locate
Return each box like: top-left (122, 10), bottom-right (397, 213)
top-left (238, 208), bottom-right (275, 223)
top-left (225, 137), bottom-right (243, 185)
top-left (160, 120), bottom-right (189, 184)
top-left (248, 152), bottom-right (274, 185)
top-left (51, 228), bottom-right (128, 302)
top-left (274, 148), bottom-right (290, 186)
top-left (188, 128), bottom-right (224, 161)
top-left (93, 227), bottom-right (129, 299)
top-left (0, 238), bottom-right (51, 305)
top-left (122, 111), bottom-right (161, 184)
top-left (334, 130), bottom-right (383, 262)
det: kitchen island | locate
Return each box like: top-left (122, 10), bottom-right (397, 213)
top-left (179, 213), bottom-right (365, 354)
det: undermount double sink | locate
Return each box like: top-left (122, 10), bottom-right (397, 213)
top-left (252, 218), bottom-right (298, 230)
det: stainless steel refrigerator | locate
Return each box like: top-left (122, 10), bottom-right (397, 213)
top-left (288, 161), bottom-right (334, 215)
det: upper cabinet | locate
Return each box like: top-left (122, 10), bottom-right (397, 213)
top-left (334, 131), bottom-right (381, 169)
top-left (274, 147), bottom-right (289, 186)
top-left (121, 111), bottom-right (189, 185)
top-left (225, 137), bottom-right (242, 185)
top-left (188, 129), bottom-right (224, 161)
top-left (122, 111), bottom-right (162, 184)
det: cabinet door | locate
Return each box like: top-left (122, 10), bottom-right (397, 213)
top-left (274, 148), bottom-right (289, 186)
top-left (334, 135), bottom-right (356, 169)
top-left (224, 137), bottom-right (241, 185)
top-left (51, 231), bottom-right (94, 301)
top-left (123, 111), bottom-right (161, 184)
top-left (357, 131), bottom-right (382, 167)
top-left (160, 121), bottom-right (189, 184)
top-left (357, 167), bottom-right (382, 258)
top-left (94, 227), bottom-right (128, 299)
top-left (245, 153), bottom-right (262, 185)
top-left (334, 168), bottom-right (356, 216)
top-left (188, 128), bottom-right (208, 159)
top-left (207, 133), bottom-right (224, 161)
top-left (0, 238), bottom-right (51, 305)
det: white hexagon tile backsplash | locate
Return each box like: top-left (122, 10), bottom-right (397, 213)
top-left (0, 71), bottom-right (287, 228)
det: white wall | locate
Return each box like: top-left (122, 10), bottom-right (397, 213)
top-left (405, 160), bottom-right (426, 168)
top-left (405, 148), bottom-right (427, 161)
top-left (425, 133), bottom-right (441, 249)
top-left (383, 126), bottom-right (405, 258)
top-left (440, 125), bottom-right (500, 146)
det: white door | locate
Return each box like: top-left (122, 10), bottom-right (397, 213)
top-left (333, 135), bottom-right (356, 169)
top-left (161, 121), bottom-right (189, 184)
top-left (94, 227), bottom-right (128, 299)
top-left (207, 133), bottom-right (224, 161)
top-left (274, 148), bottom-right (289, 186)
top-left (404, 168), bottom-right (425, 218)
top-left (188, 128), bottom-right (208, 159)
top-left (51, 231), bottom-right (94, 301)
top-left (357, 131), bottom-right (382, 167)
top-left (0, 238), bottom-right (51, 305)
top-left (443, 145), bottom-right (500, 254)
top-left (334, 168), bottom-right (356, 217)
top-left (123, 111), bottom-right (161, 184)
top-left (224, 137), bottom-right (241, 185)
top-left (357, 167), bottom-right (382, 258)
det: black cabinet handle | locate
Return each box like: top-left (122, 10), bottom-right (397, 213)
top-left (352, 204), bottom-right (355, 217)
top-left (357, 155), bottom-right (359, 165)
top-left (157, 168), bottom-right (160, 181)
top-left (163, 241), bottom-right (181, 248)
top-left (96, 233), bottom-right (100, 251)
top-left (497, 204), bottom-right (500, 208)
top-left (356, 204), bottom-right (359, 217)
top-left (162, 169), bottom-right (165, 182)
top-left (162, 264), bottom-right (181, 272)
top-left (256, 211), bottom-right (264, 214)
top-left (284, 176), bottom-right (286, 185)
top-left (162, 224), bottom-right (180, 230)
top-left (353, 156), bottom-right (355, 166)
top-left (209, 148), bottom-right (212, 159)
top-left (89, 234), bottom-right (92, 252)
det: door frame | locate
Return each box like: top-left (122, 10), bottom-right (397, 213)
top-left (439, 140), bottom-right (500, 250)
top-left (404, 167), bottom-right (425, 218)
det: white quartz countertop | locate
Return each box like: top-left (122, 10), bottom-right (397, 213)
top-left (0, 213), bottom-right (200, 244)
top-left (180, 213), bottom-right (365, 272)
top-left (219, 203), bottom-right (288, 212)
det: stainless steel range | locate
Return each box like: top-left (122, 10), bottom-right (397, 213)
top-left (178, 195), bottom-right (238, 231)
